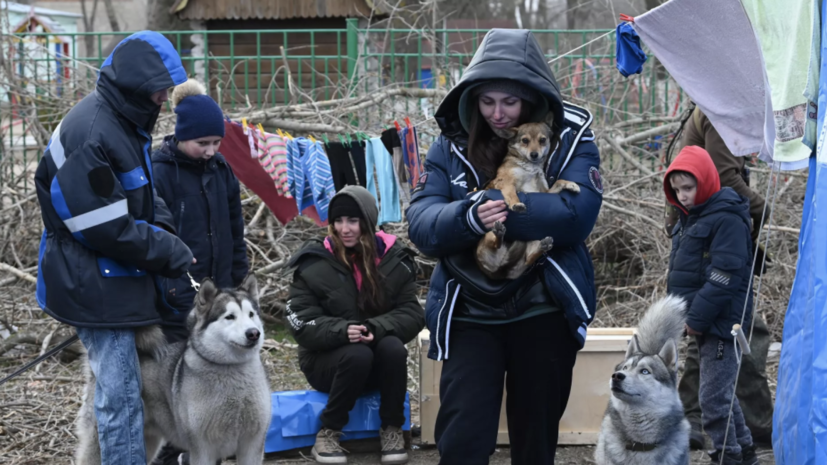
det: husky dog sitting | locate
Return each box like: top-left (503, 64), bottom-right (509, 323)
top-left (475, 116), bottom-right (581, 280)
top-left (595, 295), bottom-right (691, 465)
top-left (75, 275), bottom-right (272, 465)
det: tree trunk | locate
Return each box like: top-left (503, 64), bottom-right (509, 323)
top-left (147, 0), bottom-right (191, 32)
top-left (80, 0), bottom-right (100, 58)
top-left (102, 0), bottom-right (120, 32)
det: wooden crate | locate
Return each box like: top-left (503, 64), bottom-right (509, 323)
top-left (418, 327), bottom-right (635, 445)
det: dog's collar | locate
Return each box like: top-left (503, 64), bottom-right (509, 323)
top-left (625, 441), bottom-right (658, 452)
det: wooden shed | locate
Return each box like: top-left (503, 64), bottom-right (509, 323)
top-left (170, 0), bottom-right (386, 106)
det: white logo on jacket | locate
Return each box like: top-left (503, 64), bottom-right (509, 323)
top-left (450, 173), bottom-right (467, 188)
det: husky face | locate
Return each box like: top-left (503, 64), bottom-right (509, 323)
top-left (187, 274), bottom-right (265, 365)
top-left (609, 335), bottom-right (679, 405)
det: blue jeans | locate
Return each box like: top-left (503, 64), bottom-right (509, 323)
top-left (76, 327), bottom-right (146, 465)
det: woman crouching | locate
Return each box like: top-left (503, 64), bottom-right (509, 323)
top-left (286, 186), bottom-right (425, 465)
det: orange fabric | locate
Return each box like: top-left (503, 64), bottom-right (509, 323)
top-left (664, 145), bottom-right (721, 214)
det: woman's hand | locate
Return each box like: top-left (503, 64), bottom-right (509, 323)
top-left (477, 200), bottom-right (508, 230)
top-left (360, 331), bottom-right (374, 344)
top-left (347, 325), bottom-right (368, 343)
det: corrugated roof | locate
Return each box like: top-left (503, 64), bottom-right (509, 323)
top-left (174, 0), bottom-right (374, 21)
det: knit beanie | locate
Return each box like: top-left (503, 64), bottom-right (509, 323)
top-left (328, 186), bottom-right (379, 228)
top-left (458, 79), bottom-right (549, 133)
top-left (329, 194), bottom-right (364, 222)
top-left (172, 79), bottom-right (225, 141)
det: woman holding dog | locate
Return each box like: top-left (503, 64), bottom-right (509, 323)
top-left (286, 185), bottom-right (425, 465)
top-left (406, 29), bottom-right (603, 464)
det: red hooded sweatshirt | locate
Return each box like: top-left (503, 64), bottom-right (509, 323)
top-left (664, 145), bottom-right (721, 215)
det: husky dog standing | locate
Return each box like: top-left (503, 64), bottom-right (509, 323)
top-left (75, 275), bottom-right (272, 465)
top-left (595, 295), bottom-right (690, 465)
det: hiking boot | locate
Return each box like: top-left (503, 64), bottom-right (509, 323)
top-left (741, 444), bottom-right (760, 465)
top-left (312, 428), bottom-right (347, 464)
top-left (708, 450), bottom-right (743, 465)
top-left (380, 426), bottom-right (408, 465)
top-left (689, 422), bottom-right (705, 450)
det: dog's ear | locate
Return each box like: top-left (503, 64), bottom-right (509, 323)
top-left (658, 339), bottom-right (679, 371)
top-left (492, 127), bottom-right (518, 141)
top-left (625, 334), bottom-right (641, 360)
top-left (544, 111), bottom-right (556, 130)
top-left (239, 274), bottom-right (259, 302)
top-left (196, 278), bottom-right (218, 309)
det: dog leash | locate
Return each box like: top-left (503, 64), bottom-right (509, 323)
top-left (1, 274), bottom-right (202, 386)
top-left (0, 334), bottom-right (80, 387)
top-left (187, 271), bottom-right (201, 291)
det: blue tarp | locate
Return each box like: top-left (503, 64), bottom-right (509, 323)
top-left (773, 1), bottom-right (827, 463)
top-left (265, 390), bottom-right (411, 453)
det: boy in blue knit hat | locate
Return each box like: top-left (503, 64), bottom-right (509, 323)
top-left (150, 79), bottom-right (249, 463)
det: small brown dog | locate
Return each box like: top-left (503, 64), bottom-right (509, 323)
top-left (475, 117), bottom-right (580, 280)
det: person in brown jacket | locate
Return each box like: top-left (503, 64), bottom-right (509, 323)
top-left (665, 106), bottom-right (774, 449)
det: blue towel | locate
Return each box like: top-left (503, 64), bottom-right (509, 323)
top-left (306, 141), bottom-right (336, 221)
top-left (616, 23), bottom-right (647, 77)
top-left (365, 138), bottom-right (401, 225)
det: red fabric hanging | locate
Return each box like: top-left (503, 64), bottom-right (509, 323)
top-left (221, 121), bottom-right (325, 226)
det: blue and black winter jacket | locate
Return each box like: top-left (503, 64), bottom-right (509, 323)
top-left (152, 136), bottom-right (249, 322)
top-left (35, 31), bottom-right (193, 328)
top-left (665, 147), bottom-right (755, 340)
top-left (406, 29), bottom-right (604, 361)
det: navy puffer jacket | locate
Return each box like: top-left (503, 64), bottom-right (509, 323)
top-left (35, 31), bottom-right (193, 328)
top-left (665, 147), bottom-right (754, 340)
top-left (406, 29), bottom-right (604, 360)
top-left (152, 136), bottom-right (248, 322)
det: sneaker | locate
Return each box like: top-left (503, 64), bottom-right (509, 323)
top-left (741, 444), bottom-right (760, 465)
top-left (380, 426), bottom-right (408, 465)
top-left (312, 428), bottom-right (348, 464)
top-left (708, 450), bottom-right (743, 465)
top-left (689, 423), bottom-right (705, 450)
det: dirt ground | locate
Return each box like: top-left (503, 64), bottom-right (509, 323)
top-left (258, 445), bottom-right (776, 464)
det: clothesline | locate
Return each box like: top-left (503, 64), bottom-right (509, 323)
top-left (221, 118), bottom-right (424, 229)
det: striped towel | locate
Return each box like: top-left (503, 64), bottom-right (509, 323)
top-left (304, 141), bottom-right (336, 221)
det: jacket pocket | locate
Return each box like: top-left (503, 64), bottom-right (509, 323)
top-left (96, 257), bottom-right (146, 277)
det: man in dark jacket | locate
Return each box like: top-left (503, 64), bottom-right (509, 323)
top-left (665, 146), bottom-right (758, 465)
top-left (668, 107), bottom-right (774, 448)
top-left (34, 31), bottom-right (193, 465)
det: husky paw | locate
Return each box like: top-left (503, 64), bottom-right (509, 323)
top-left (511, 202), bottom-right (527, 212)
top-left (540, 237), bottom-right (554, 252)
top-left (492, 220), bottom-right (506, 238)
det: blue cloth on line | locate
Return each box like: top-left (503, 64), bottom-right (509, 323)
top-left (616, 23), bottom-right (647, 77)
top-left (366, 138), bottom-right (401, 225)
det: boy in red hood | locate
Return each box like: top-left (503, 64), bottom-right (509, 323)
top-left (664, 146), bottom-right (757, 465)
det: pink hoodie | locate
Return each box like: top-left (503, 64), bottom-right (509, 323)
top-left (324, 230), bottom-right (397, 290)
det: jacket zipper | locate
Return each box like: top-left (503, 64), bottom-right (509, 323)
top-left (178, 201), bottom-right (185, 236)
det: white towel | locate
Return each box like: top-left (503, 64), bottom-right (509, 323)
top-left (633, 0), bottom-right (776, 164)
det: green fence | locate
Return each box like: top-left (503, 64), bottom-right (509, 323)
top-left (2, 24), bottom-right (684, 186)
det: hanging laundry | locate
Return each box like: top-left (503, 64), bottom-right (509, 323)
top-left (742, 0), bottom-right (814, 169)
top-left (286, 138), bottom-right (317, 214)
top-left (400, 126), bottom-right (424, 189)
top-left (349, 140), bottom-right (370, 186)
top-left (381, 128), bottom-right (411, 209)
top-left (616, 22), bottom-right (647, 77)
top-left (304, 140), bottom-right (336, 222)
top-left (256, 131), bottom-right (291, 197)
top-left (219, 121), bottom-right (323, 226)
top-left (366, 138), bottom-right (401, 225)
top-left (327, 141), bottom-right (367, 190)
top-left (633, 0), bottom-right (775, 163)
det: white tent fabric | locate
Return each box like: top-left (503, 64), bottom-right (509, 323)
top-left (633, 0), bottom-right (776, 164)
